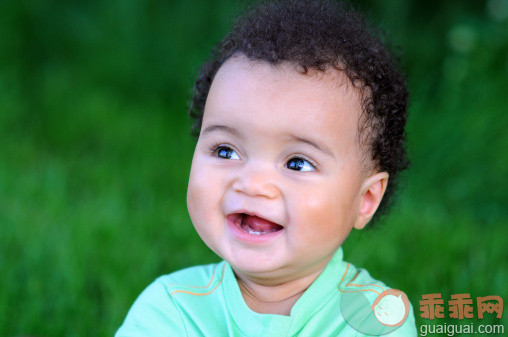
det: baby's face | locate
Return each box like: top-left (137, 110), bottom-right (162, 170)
top-left (187, 55), bottom-right (375, 281)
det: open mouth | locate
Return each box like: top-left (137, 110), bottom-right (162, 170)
top-left (231, 213), bottom-right (284, 236)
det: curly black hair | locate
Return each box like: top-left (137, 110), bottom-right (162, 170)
top-left (188, 0), bottom-right (409, 226)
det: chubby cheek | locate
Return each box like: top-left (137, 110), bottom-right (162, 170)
top-left (187, 158), bottom-right (224, 239)
top-left (289, 181), bottom-right (356, 247)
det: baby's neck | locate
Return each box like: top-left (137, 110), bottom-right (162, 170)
top-left (234, 267), bottom-right (325, 316)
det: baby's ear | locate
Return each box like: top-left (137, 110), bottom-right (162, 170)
top-left (354, 172), bottom-right (389, 230)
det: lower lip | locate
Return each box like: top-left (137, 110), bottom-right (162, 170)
top-left (227, 214), bottom-right (284, 243)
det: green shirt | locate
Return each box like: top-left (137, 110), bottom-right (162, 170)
top-left (116, 247), bottom-right (417, 336)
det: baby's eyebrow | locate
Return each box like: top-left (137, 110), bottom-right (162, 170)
top-left (286, 134), bottom-right (336, 159)
top-left (201, 124), bottom-right (244, 139)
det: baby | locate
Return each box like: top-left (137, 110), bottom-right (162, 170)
top-left (116, 0), bottom-right (417, 336)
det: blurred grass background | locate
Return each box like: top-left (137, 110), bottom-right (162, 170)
top-left (0, 0), bottom-right (506, 336)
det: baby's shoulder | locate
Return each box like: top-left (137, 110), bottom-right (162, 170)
top-left (115, 261), bottom-right (227, 336)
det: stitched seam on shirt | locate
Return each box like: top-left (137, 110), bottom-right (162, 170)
top-left (338, 263), bottom-right (384, 296)
top-left (170, 264), bottom-right (226, 296)
top-left (220, 263), bottom-right (256, 337)
top-left (160, 279), bottom-right (189, 337)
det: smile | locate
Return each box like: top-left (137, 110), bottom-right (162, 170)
top-left (227, 213), bottom-right (284, 242)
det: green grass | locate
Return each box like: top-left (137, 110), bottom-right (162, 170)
top-left (0, 1), bottom-right (507, 336)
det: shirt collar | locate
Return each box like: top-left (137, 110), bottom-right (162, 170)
top-left (221, 247), bottom-right (347, 335)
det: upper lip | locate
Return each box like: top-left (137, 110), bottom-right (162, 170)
top-left (227, 209), bottom-right (284, 227)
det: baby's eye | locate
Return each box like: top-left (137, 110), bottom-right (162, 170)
top-left (286, 157), bottom-right (316, 172)
top-left (213, 145), bottom-right (240, 160)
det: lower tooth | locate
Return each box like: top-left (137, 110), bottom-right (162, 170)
top-left (248, 229), bottom-right (262, 235)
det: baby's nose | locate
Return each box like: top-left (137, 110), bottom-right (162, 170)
top-left (232, 164), bottom-right (279, 199)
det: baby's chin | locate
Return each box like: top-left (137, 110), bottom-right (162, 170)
top-left (228, 254), bottom-right (284, 275)
top-left (225, 252), bottom-right (293, 282)
top-left (229, 256), bottom-right (327, 289)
